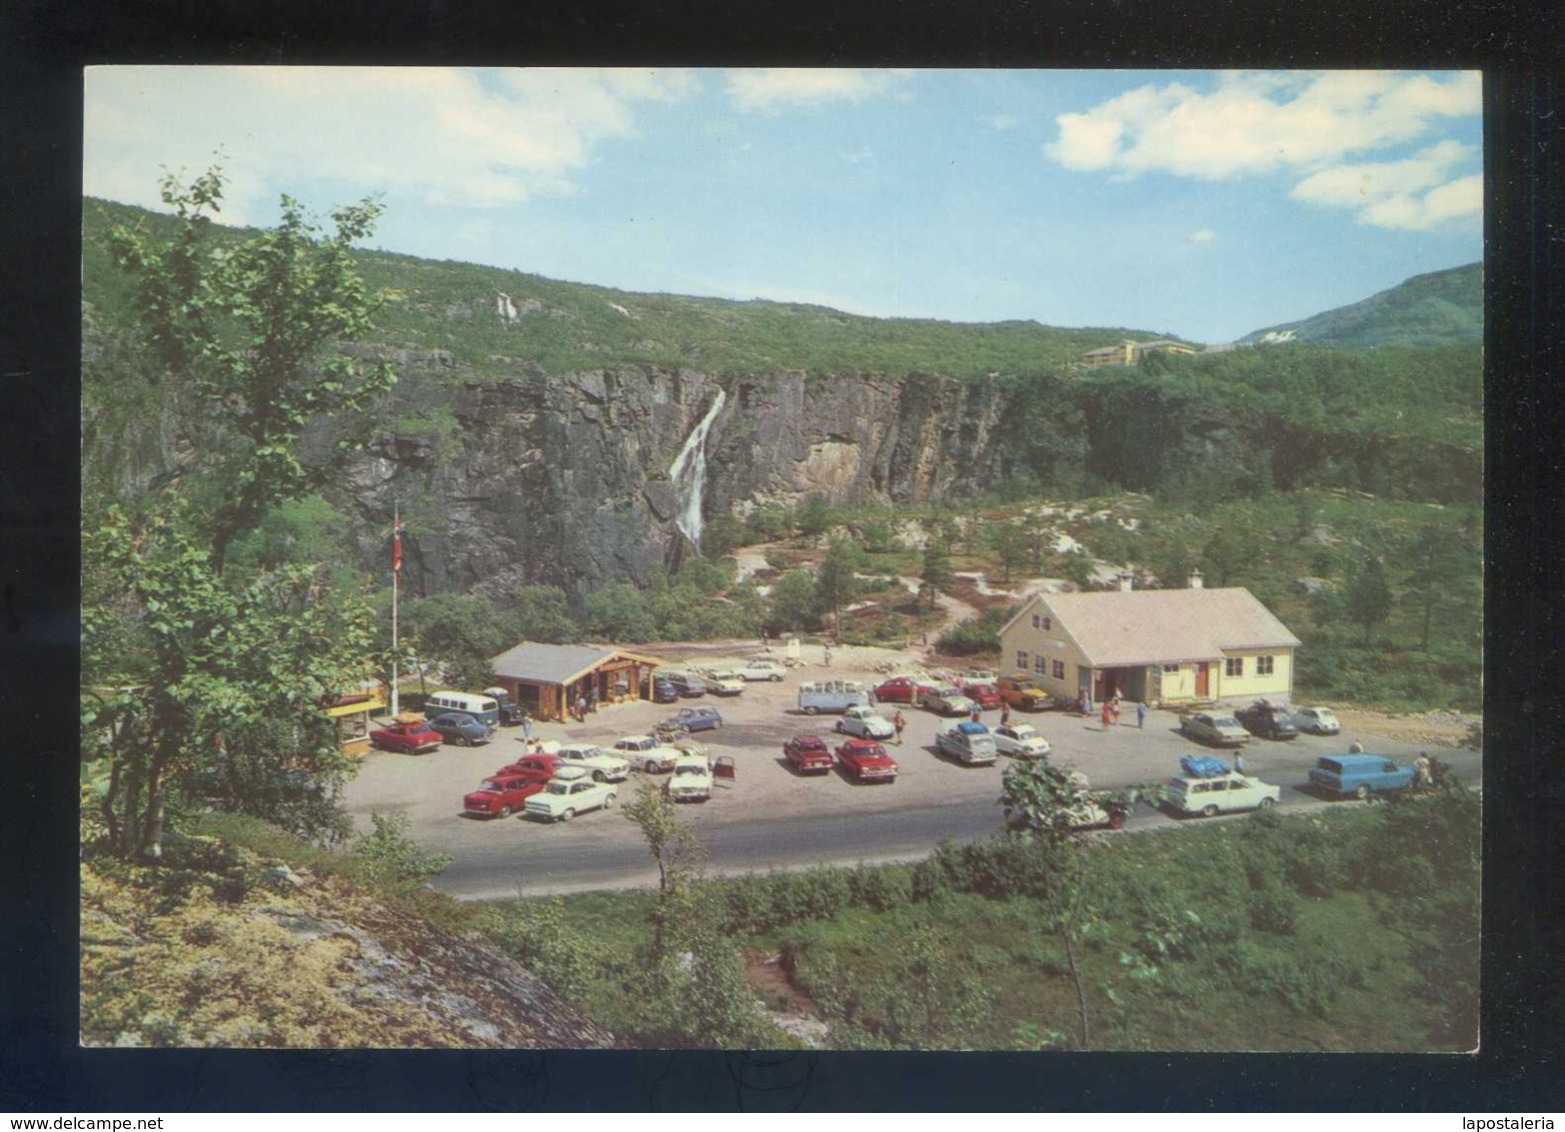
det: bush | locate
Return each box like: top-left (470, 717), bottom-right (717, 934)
top-left (350, 812), bottom-right (452, 886)
top-left (934, 605), bottom-right (1012, 657)
top-left (847, 864), bottom-right (912, 911)
top-left (1246, 873), bottom-right (1300, 935)
top-left (1231, 939), bottom-right (1362, 1018)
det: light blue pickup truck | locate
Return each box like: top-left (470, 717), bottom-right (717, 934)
top-left (1308, 753), bottom-right (1417, 799)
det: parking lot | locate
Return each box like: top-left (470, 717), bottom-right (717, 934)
top-left (342, 650), bottom-right (1483, 897)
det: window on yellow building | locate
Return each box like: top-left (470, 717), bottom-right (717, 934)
top-left (1257, 655), bottom-right (1275, 675)
top-left (1225, 658), bottom-right (1244, 677)
top-left (1016, 650), bottom-right (1028, 670)
top-left (1052, 660), bottom-right (1065, 679)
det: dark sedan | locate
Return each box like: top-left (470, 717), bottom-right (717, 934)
top-left (1234, 701), bottom-right (1300, 740)
top-left (428, 712), bottom-right (496, 746)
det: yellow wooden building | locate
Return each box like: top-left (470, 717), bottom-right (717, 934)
top-left (997, 572), bottom-right (1299, 707)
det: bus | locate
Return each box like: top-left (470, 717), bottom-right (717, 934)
top-left (423, 690), bottom-right (500, 728)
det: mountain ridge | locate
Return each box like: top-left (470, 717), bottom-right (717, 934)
top-left (1238, 262), bottom-right (1481, 349)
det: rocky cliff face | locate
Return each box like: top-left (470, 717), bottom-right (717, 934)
top-left (339, 367), bottom-right (1027, 606)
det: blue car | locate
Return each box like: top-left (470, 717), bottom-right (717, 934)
top-left (667, 706), bottom-right (723, 733)
top-left (428, 712), bottom-right (496, 747)
top-left (1308, 754), bottom-right (1416, 799)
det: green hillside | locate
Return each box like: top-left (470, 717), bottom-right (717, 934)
top-left (83, 197), bottom-right (1170, 381)
top-left (1239, 262), bottom-right (1482, 349)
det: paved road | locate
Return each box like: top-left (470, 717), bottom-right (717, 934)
top-left (432, 755), bottom-right (1483, 900)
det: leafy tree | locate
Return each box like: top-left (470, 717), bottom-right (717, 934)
top-left (795, 494), bottom-right (834, 539)
top-left (351, 811), bottom-right (453, 886)
top-left (1200, 526), bottom-right (1242, 587)
top-left (700, 515), bottom-right (747, 560)
top-left (815, 538), bottom-right (867, 630)
top-left (920, 541), bottom-right (954, 611)
top-left (988, 521), bottom-right (1032, 584)
top-left (586, 582), bottom-right (656, 642)
top-left (855, 517), bottom-right (897, 554)
top-left (1342, 556), bottom-right (1393, 646)
top-left (510, 585), bottom-right (579, 645)
top-left (399, 593), bottom-right (517, 688)
top-left (1401, 521), bottom-right (1480, 650)
top-left (768, 569), bottom-right (819, 632)
top-left (108, 165), bottom-right (395, 572)
top-left (82, 506), bottom-right (376, 860)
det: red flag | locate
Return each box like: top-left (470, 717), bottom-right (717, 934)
top-left (391, 516), bottom-right (403, 577)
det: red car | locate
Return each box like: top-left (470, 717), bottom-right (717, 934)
top-left (965, 683), bottom-right (1002, 710)
top-left (835, 738), bottom-right (899, 783)
top-left (871, 676), bottom-right (935, 704)
top-left (463, 772), bottom-right (546, 818)
top-left (370, 714), bottom-right (442, 754)
top-left (784, 735), bottom-right (834, 775)
top-left (496, 753), bottom-right (560, 782)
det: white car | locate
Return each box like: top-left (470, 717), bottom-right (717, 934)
top-left (992, 723), bottom-right (1052, 759)
top-left (552, 743), bottom-right (631, 783)
top-left (738, 660), bottom-right (788, 682)
top-left (1163, 772), bottom-right (1280, 818)
top-left (664, 753), bottom-right (714, 802)
top-left (921, 687), bottom-right (978, 717)
top-left (835, 704), bottom-right (896, 740)
top-left (935, 720), bottom-right (998, 766)
top-left (523, 766), bottom-right (618, 822)
top-left (611, 735), bottom-right (682, 773)
top-left (1291, 706), bottom-right (1342, 736)
top-left (703, 670), bottom-right (746, 696)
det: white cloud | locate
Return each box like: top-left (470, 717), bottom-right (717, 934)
top-left (84, 66), bottom-right (699, 221)
top-left (1188, 228), bottom-right (1216, 244)
top-left (1046, 70), bottom-right (1480, 181)
top-left (992, 114), bottom-right (1019, 131)
top-left (1292, 142), bottom-right (1480, 229)
top-left (724, 69), bottom-right (909, 113)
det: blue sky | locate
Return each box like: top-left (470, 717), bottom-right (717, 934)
top-left (84, 68), bottom-right (1482, 344)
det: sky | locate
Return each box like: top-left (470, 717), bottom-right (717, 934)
top-left (84, 67), bottom-right (1482, 344)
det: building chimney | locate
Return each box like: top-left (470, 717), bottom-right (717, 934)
top-left (1117, 571), bottom-right (1134, 592)
top-left (1188, 568), bottom-right (1204, 589)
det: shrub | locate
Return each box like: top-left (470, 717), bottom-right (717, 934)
top-left (1231, 939), bottom-right (1361, 1018)
top-left (1246, 873), bottom-right (1300, 935)
top-left (847, 864), bottom-right (912, 911)
top-left (349, 812), bottom-right (452, 886)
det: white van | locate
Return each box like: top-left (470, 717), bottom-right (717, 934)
top-left (423, 691), bottom-right (500, 728)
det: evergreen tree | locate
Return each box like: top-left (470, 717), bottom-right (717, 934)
top-left (1343, 556), bottom-right (1393, 646)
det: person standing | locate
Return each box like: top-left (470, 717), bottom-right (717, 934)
top-left (1349, 738), bottom-right (1365, 753)
top-left (1100, 701), bottom-right (1112, 729)
top-left (1110, 695), bottom-right (1122, 725)
top-left (575, 694), bottom-right (587, 723)
top-left (1234, 750), bottom-right (1247, 776)
top-left (1136, 701), bottom-right (1147, 729)
top-left (893, 710), bottom-right (906, 746)
top-left (521, 712), bottom-right (533, 741)
top-left (588, 685), bottom-right (599, 714)
top-left (1413, 751), bottom-right (1433, 790)
top-left (1000, 704), bottom-right (1012, 727)
top-left (970, 704), bottom-right (982, 724)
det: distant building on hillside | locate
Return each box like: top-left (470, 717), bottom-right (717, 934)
top-left (1079, 338), bottom-right (1199, 368)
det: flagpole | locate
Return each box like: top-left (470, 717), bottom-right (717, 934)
top-left (391, 508), bottom-right (400, 717)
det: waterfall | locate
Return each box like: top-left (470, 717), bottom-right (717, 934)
top-left (669, 388), bottom-right (727, 552)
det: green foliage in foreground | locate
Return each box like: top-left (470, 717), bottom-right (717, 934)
top-left (485, 790), bottom-right (1478, 1051)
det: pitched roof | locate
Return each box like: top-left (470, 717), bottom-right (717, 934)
top-left (490, 641), bottom-right (664, 685)
top-left (1010, 587), bottom-right (1300, 667)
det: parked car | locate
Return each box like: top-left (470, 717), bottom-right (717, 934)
top-left (1066, 797), bottom-right (1130, 831)
top-left (996, 674), bottom-right (1057, 712)
top-left (797, 680), bottom-right (872, 715)
top-left (1308, 754), bottom-right (1417, 799)
top-left (1179, 712), bottom-right (1252, 747)
top-left (664, 753), bottom-right (714, 802)
top-left (835, 738), bottom-right (899, 783)
top-left (463, 773), bottom-right (546, 818)
top-left (703, 670), bottom-right (746, 696)
top-left (964, 683), bottom-right (1003, 710)
top-left (1234, 701), bottom-right (1300, 740)
top-left (783, 735), bottom-right (835, 775)
top-left (992, 722), bottom-right (1052, 759)
top-left (921, 687), bottom-right (977, 717)
top-left (664, 671), bottom-right (707, 698)
top-left (666, 705), bottom-right (723, 732)
top-left (428, 712), bottom-right (496, 747)
top-left (1163, 771), bottom-right (1280, 818)
top-left (611, 735), bottom-right (682, 774)
top-left (551, 744), bottom-right (631, 783)
top-left (642, 675), bottom-right (679, 704)
top-left (523, 766), bottom-right (618, 822)
top-left (871, 675), bottom-right (936, 704)
top-left (935, 720), bottom-right (998, 766)
top-left (963, 668), bottom-right (998, 684)
top-left (1291, 705), bottom-right (1342, 735)
top-left (738, 660), bottom-right (788, 682)
top-left (835, 704), bottom-right (896, 740)
top-left (483, 686), bottom-right (528, 727)
top-left (369, 714), bottom-right (442, 754)
top-left (497, 752), bottom-right (561, 782)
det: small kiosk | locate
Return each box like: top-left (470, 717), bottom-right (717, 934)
top-left (323, 683), bottom-right (389, 758)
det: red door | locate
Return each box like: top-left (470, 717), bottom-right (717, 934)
top-left (1195, 663), bottom-right (1209, 697)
